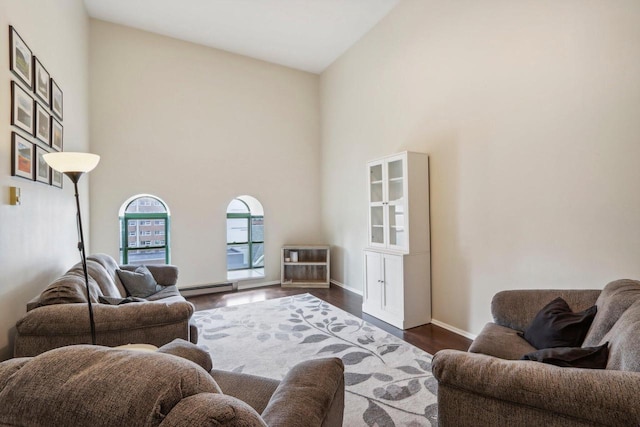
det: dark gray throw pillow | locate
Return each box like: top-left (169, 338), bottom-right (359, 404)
top-left (521, 343), bottom-right (609, 369)
top-left (519, 297), bottom-right (597, 349)
top-left (116, 266), bottom-right (163, 298)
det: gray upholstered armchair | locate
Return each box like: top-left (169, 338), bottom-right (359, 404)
top-left (433, 280), bottom-right (640, 426)
top-left (0, 342), bottom-right (345, 426)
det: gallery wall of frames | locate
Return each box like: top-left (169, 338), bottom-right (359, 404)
top-left (9, 25), bottom-right (64, 188)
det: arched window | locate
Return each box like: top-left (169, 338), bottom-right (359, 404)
top-left (119, 194), bottom-right (170, 265)
top-left (226, 196), bottom-right (264, 273)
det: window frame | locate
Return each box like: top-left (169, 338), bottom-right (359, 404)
top-left (226, 199), bottom-right (264, 271)
top-left (120, 197), bottom-right (170, 265)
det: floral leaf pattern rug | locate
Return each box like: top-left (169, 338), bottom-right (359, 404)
top-left (193, 294), bottom-right (437, 426)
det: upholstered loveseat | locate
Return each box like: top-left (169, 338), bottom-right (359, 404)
top-left (14, 253), bottom-right (197, 357)
top-left (433, 279), bottom-right (640, 426)
top-left (0, 342), bottom-right (345, 426)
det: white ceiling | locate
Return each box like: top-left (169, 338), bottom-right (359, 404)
top-left (83, 0), bottom-right (399, 74)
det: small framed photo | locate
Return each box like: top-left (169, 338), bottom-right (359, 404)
top-left (51, 117), bottom-right (63, 151)
top-left (51, 169), bottom-right (63, 189)
top-left (12, 132), bottom-right (34, 180)
top-left (51, 79), bottom-right (63, 120)
top-left (35, 103), bottom-right (50, 144)
top-left (9, 26), bottom-right (33, 88)
top-left (11, 81), bottom-right (34, 134)
top-left (34, 146), bottom-right (51, 184)
top-left (33, 57), bottom-right (50, 106)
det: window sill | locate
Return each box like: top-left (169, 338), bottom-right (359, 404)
top-left (227, 268), bottom-right (265, 282)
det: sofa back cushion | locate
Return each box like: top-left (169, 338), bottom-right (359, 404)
top-left (583, 279), bottom-right (640, 347)
top-left (37, 267), bottom-right (102, 306)
top-left (601, 299), bottom-right (640, 371)
top-left (86, 254), bottom-right (124, 298)
top-left (0, 345), bottom-right (221, 427)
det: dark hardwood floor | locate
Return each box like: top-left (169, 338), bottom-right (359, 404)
top-left (186, 284), bottom-right (471, 355)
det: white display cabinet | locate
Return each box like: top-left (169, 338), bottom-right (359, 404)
top-left (363, 151), bottom-right (431, 329)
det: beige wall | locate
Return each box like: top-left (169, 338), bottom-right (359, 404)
top-left (0, 0), bottom-right (90, 360)
top-left (89, 20), bottom-right (322, 287)
top-left (320, 0), bottom-right (640, 335)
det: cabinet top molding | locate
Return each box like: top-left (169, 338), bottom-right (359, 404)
top-left (367, 150), bottom-right (428, 163)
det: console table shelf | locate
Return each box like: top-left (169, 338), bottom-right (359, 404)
top-left (281, 245), bottom-right (330, 288)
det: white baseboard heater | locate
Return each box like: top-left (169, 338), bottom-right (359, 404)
top-left (179, 282), bottom-right (237, 297)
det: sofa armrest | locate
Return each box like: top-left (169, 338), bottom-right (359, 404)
top-left (120, 264), bottom-right (179, 286)
top-left (491, 289), bottom-right (601, 330)
top-left (16, 301), bottom-right (193, 335)
top-left (14, 301), bottom-right (195, 356)
top-left (160, 393), bottom-right (268, 427)
top-left (432, 349), bottom-right (640, 426)
top-left (261, 358), bottom-right (344, 427)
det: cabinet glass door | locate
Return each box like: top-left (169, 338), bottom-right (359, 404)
top-left (387, 158), bottom-right (404, 203)
top-left (370, 206), bottom-right (385, 245)
top-left (386, 156), bottom-right (407, 251)
top-left (368, 162), bottom-right (386, 247)
top-left (369, 163), bottom-right (384, 203)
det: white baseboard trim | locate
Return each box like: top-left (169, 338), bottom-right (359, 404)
top-left (430, 319), bottom-right (477, 340)
top-left (237, 280), bottom-right (280, 290)
top-left (330, 279), bottom-right (363, 296)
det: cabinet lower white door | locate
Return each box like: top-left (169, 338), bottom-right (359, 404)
top-left (363, 249), bottom-right (431, 329)
top-left (382, 253), bottom-right (403, 317)
top-left (364, 250), bottom-right (383, 310)
top-left (363, 250), bottom-right (406, 328)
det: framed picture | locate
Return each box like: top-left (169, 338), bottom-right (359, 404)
top-left (33, 57), bottom-right (50, 106)
top-left (11, 81), bottom-right (34, 134)
top-left (51, 117), bottom-right (63, 151)
top-left (51, 79), bottom-right (63, 120)
top-left (51, 169), bottom-right (63, 189)
top-left (12, 132), bottom-right (34, 180)
top-left (34, 146), bottom-right (50, 184)
top-left (35, 103), bottom-right (50, 144)
top-left (9, 26), bottom-right (33, 88)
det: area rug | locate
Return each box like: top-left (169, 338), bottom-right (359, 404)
top-left (193, 294), bottom-right (437, 426)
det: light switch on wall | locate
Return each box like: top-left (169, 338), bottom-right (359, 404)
top-left (9, 187), bottom-right (21, 205)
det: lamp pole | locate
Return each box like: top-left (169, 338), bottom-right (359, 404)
top-left (67, 171), bottom-right (96, 346)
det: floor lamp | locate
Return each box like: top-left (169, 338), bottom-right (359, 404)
top-left (43, 152), bottom-right (100, 345)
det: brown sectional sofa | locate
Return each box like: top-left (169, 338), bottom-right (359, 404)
top-left (14, 253), bottom-right (197, 357)
top-left (433, 279), bottom-right (640, 426)
top-left (0, 341), bottom-right (345, 426)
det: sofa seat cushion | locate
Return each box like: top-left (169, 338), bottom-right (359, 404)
top-left (601, 299), bottom-right (640, 371)
top-left (0, 345), bottom-right (220, 427)
top-left (468, 323), bottom-right (536, 360)
top-left (583, 279), bottom-right (640, 347)
top-left (146, 285), bottom-right (183, 301)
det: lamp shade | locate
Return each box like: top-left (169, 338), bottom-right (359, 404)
top-left (43, 152), bottom-right (100, 173)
